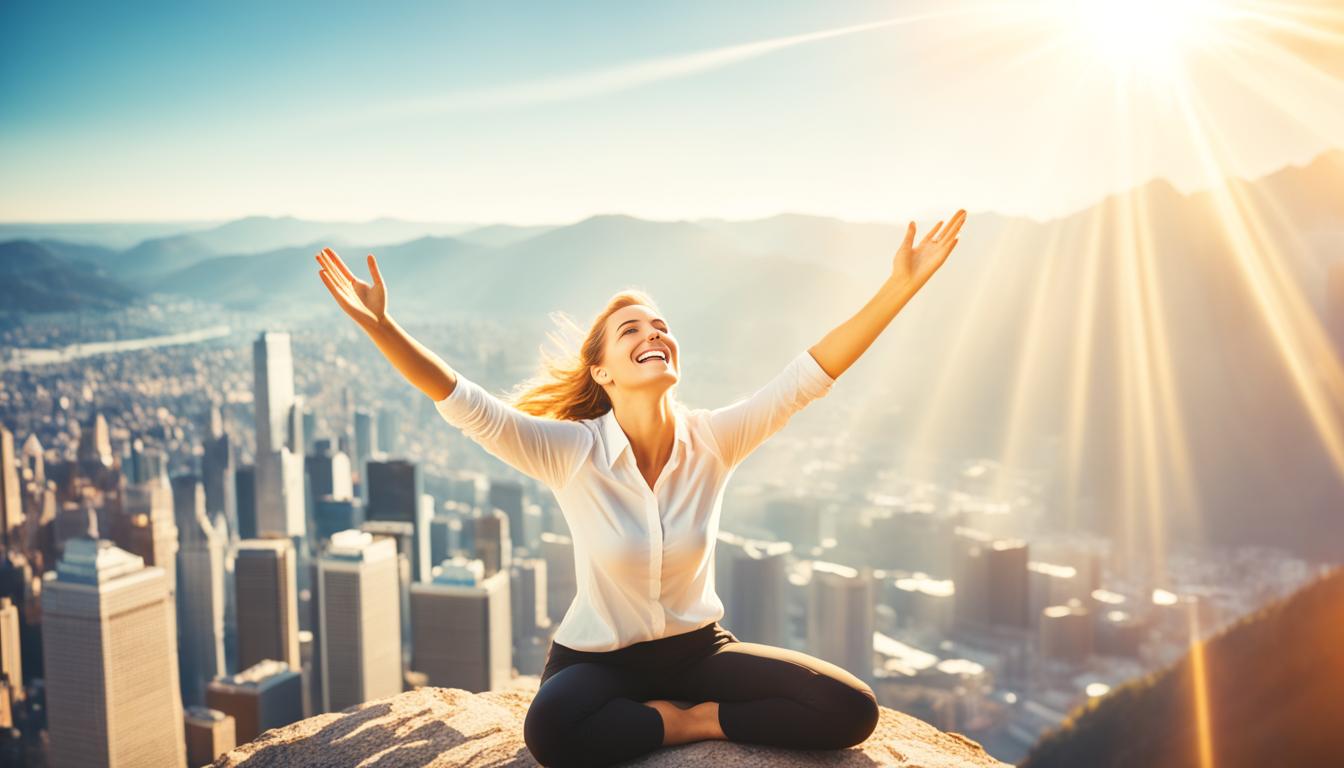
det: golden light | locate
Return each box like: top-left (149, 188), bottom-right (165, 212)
top-left (1058, 0), bottom-right (1226, 74)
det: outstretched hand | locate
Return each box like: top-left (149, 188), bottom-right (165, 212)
top-left (316, 247), bottom-right (388, 330)
top-left (891, 209), bottom-right (965, 292)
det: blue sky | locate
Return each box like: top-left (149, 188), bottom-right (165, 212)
top-left (2, 0), bottom-right (1340, 224)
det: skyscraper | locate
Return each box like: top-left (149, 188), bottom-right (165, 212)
top-left (987, 539), bottom-right (1029, 629)
top-left (807, 561), bottom-right (875, 686)
top-left (201, 405), bottom-right (238, 542)
top-left (173, 475), bottom-right (227, 707)
top-left (235, 538), bottom-right (301, 671)
top-left (0, 426), bottom-right (24, 550)
top-left (42, 538), bottom-right (186, 767)
top-left (487, 479), bottom-right (525, 550)
top-left (252, 332), bottom-right (305, 538)
top-left (317, 530), bottom-right (401, 713)
top-left (123, 466), bottom-right (179, 590)
top-left (365, 459), bottom-right (421, 523)
top-left (468, 509), bottom-right (511, 578)
top-left (353, 409), bottom-right (377, 502)
top-left (716, 531), bottom-right (790, 645)
top-left (411, 562), bottom-right (512, 692)
top-left (540, 532), bottom-right (576, 626)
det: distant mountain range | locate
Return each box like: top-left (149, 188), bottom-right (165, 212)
top-left (0, 240), bottom-right (138, 311)
top-left (2, 148), bottom-right (1342, 559)
top-left (1021, 565), bottom-right (1344, 768)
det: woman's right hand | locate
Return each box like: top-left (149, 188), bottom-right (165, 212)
top-left (316, 247), bottom-right (388, 331)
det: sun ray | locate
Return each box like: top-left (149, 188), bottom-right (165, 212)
top-left (1168, 66), bottom-right (1344, 475)
top-left (1062, 207), bottom-right (1109, 535)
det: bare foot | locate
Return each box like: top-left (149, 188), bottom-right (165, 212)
top-left (642, 699), bottom-right (725, 745)
top-left (643, 699), bottom-right (689, 745)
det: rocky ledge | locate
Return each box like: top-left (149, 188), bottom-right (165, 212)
top-left (212, 676), bottom-right (1009, 767)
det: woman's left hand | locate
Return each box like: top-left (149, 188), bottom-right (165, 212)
top-left (890, 208), bottom-right (966, 291)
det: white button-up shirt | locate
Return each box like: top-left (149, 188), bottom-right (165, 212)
top-left (434, 348), bottom-right (836, 651)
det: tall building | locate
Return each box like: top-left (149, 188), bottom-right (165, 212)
top-left (42, 538), bottom-right (186, 767)
top-left (376, 405), bottom-right (401, 457)
top-left (201, 405), bottom-right (238, 542)
top-left (173, 475), bottom-right (227, 707)
top-left (252, 332), bottom-right (305, 538)
top-left (510, 556), bottom-right (549, 675)
top-left (807, 561), bottom-right (875, 686)
top-left (411, 562), bottom-right (511, 692)
top-left (468, 509), bottom-right (511, 578)
top-left (305, 439), bottom-right (353, 503)
top-left (952, 527), bottom-right (995, 632)
top-left (365, 459), bottom-right (421, 523)
top-left (0, 426), bottom-right (23, 550)
top-left (353, 409), bottom-right (378, 502)
top-left (0, 597), bottom-right (22, 703)
top-left (206, 659), bottom-right (304, 745)
top-left (486, 479), bottom-right (525, 550)
top-left (716, 532), bottom-right (790, 645)
top-left (123, 467), bottom-right (179, 589)
top-left (987, 539), bottom-right (1029, 629)
top-left (314, 497), bottom-right (364, 547)
top-left (234, 464), bottom-right (257, 541)
top-left (235, 538), bottom-right (301, 671)
top-left (317, 530), bottom-right (401, 713)
top-left (540, 532), bottom-right (576, 626)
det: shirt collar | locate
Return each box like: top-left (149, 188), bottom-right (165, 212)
top-left (599, 406), bottom-right (690, 469)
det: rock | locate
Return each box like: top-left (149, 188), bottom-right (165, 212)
top-left (211, 676), bottom-right (1009, 767)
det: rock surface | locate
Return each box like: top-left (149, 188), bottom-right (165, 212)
top-left (212, 675), bottom-right (1009, 767)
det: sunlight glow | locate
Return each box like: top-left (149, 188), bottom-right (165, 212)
top-left (1058, 0), bottom-right (1227, 75)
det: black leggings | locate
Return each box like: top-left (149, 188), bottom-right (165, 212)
top-left (523, 621), bottom-right (880, 767)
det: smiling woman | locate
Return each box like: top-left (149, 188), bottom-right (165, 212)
top-left (314, 210), bottom-right (965, 767)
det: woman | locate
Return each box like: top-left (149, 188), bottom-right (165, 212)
top-left (315, 209), bottom-right (965, 767)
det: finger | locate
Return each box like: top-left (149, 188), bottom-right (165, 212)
top-left (317, 250), bottom-right (354, 293)
top-left (920, 221), bottom-right (944, 248)
top-left (318, 269), bottom-right (357, 312)
top-left (367, 253), bottom-right (384, 287)
top-left (942, 210), bottom-right (967, 241)
top-left (323, 247), bottom-right (362, 286)
top-left (901, 222), bottom-right (915, 251)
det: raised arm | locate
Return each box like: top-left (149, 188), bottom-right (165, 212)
top-left (808, 209), bottom-right (965, 379)
top-left (706, 349), bottom-right (837, 470)
top-left (316, 247), bottom-right (457, 401)
top-left (316, 247), bottom-right (592, 488)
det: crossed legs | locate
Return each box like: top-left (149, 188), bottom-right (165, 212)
top-left (523, 640), bottom-right (880, 767)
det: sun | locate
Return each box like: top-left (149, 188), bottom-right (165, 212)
top-left (1051, 0), bottom-right (1229, 77)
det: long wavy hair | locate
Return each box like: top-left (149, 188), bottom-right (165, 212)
top-left (503, 289), bottom-right (684, 422)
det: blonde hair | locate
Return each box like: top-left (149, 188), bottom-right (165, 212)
top-left (503, 289), bottom-right (684, 421)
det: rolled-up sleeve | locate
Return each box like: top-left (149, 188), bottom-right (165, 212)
top-left (435, 373), bottom-right (594, 490)
top-left (705, 349), bottom-right (836, 469)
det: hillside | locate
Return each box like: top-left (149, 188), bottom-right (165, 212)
top-left (1021, 565), bottom-right (1344, 768)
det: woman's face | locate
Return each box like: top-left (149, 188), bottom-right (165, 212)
top-left (594, 304), bottom-right (679, 391)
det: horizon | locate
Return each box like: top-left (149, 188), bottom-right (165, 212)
top-left (3, 143), bottom-right (1339, 231)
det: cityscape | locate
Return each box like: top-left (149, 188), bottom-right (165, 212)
top-left (0, 271), bottom-right (1337, 764)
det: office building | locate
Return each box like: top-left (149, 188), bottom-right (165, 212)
top-left (317, 530), bottom-right (401, 712)
top-left (42, 538), bottom-right (186, 767)
top-left (411, 563), bottom-right (511, 692)
top-left (235, 538), bottom-right (301, 671)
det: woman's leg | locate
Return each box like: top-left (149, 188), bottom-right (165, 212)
top-left (660, 641), bottom-right (881, 751)
top-left (523, 661), bottom-right (663, 768)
